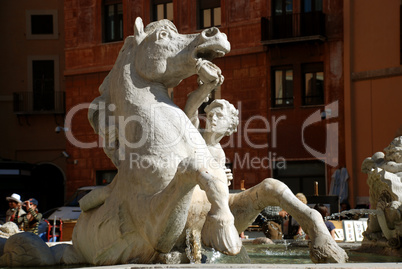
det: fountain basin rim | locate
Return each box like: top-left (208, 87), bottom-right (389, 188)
top-left (77, 263), bottom-right (402, 269)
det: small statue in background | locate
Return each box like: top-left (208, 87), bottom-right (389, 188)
top-left (362, 136), bottom-right (402, 249)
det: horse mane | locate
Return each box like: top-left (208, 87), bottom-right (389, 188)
top-left (88, 36), bottom-right (136, 167)
top-left (88, 19), bottom-right (178, 167)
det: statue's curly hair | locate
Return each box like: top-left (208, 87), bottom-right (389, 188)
top-left (204, 99), bottom-right (239, 136)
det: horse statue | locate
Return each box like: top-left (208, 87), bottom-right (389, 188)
top-left (0, 18), bottom-right (347, 267)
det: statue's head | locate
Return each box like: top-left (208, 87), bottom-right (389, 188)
top-left (204, 99), bottom-right (239, 137)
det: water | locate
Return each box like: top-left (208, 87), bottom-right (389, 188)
top-left (243, 241), bottom-right (402, 264)
top-left (4, 241), bottom-right (401, 268)
top-left (185, 229), bottom-right (202, 263)
top-left (202, 240), bottom-right (402, 264)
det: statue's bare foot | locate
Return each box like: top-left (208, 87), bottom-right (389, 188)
top-left (201, 213), bottom-right (242, 255)
top-left (309, 231), bottom-right (348, 263)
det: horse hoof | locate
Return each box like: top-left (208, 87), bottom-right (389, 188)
top-left (309, 234), bottom-right (349, 263)
top-left (201, 214), bottom-right (242, 256)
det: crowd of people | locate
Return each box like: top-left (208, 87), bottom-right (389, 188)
top-left (4, 191), bottom-right (345, 242)
top-left (4, 193), bottom-right (42, 235)
top-left (258, 194), bottom-right (339, 241)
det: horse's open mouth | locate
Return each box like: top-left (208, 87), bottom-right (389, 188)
top-left (191, 30), bottom-right (230, 83)
top-left (195, 49), bottom-right (226, 62)
top-left (193, 47), bottom-right (228, 83)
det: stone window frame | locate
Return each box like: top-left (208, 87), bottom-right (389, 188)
top-left (27, 55), bottom-right (60, 112)
top-left (26, 10), bottom-right (58, 40)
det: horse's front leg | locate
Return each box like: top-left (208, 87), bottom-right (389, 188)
top-left (142, 157), bottom-right (241, 257)
top-left (229, 178), bottom-right (348, 263)
top-left (196, 167), bottom-right (242, 256)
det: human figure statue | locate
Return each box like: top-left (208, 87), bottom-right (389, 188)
top-left (362, 136), bottom-right (402, 175)
top-left (185, 95), bottom-right (239, 186)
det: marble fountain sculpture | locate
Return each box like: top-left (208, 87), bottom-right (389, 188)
top-left (0, 18), bottom-right (348, 267)
top-left (361, 136), bottom-right (402, 251)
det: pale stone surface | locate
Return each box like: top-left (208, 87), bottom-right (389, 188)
top-left (185, 97), bottom-right (239, 186)
top-left (0, 232), bottom-right (55, 267)
top-left (0, 222), bottom-right (21, 239)
top-left (0, 18), bottom-right (348, 266)
top-left (362, 136), bottom-right (402, 249)
top-left (0, 222), bottom-right (22, 257)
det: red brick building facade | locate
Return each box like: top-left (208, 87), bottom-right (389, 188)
top-left (64, 1), bottom-right (345, 201)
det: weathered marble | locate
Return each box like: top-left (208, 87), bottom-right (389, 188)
top-left (0, 222), bottom-right (21, 239)
top-left (0, 233), bottom-right (55, 267)
top-left (362, 136), bottom-right (402, 249)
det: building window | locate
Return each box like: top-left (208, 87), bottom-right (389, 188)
top-left (152, 0), bottom-right (173, 21)
top-left (198, 0), bottom-right (221, 29)
top-left (302, 63), bottom-right (324, 106)
top-left (13, 56), bottom-right (64, 114)
top-left (272, 67), bottom-right (293, 107)
top-left (32, 60), bottom-right (55, 111)
top-left (104, 0), bottom-right (123, 43)
top-left (273, 0), bottom-right (293, 15)
top-left (302, 0), bottom-right (323, 13)
top-left (168, 88), bottom-right (174, 100)
top-left (193, 86), bottom-right (221, 130)
top-left (26, 10), bottom-right (58, 39)
top-left (96, 170), bottom-right (117, 185)
top-left (31, 15), bottom-right (53, 34)
top-left (198, 86), bottom-right (221, 114)
top-left (271, 0), bottom-right (293, 39)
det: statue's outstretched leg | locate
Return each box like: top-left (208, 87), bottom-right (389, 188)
top-left (141, 157), bottom-right (241, 257)
top-left (229, 178), bottom-right (348, 263)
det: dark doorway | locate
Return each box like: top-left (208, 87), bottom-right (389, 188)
top-left (273, 160), bottom-right (326, 196)
top-left (32, 163), bottom-right (65, 213)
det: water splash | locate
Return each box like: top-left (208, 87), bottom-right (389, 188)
top-left (283, 239), bottom-right (290, 250)
top-left (209, 248), bottom-right (221, 263)
top-left (185, 229), bottom-right (202, 264)
top-left (264, 248), bottom-right (308, 257)
top-left (203, 246), bottom-right (251, 264)
top-left (327, 209), bottom-right (377, 220)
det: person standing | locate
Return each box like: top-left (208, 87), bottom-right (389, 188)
top-left (314, 203), bottom-right (336, 239)
top-left (5, 193), bottom-right (26, 227)
top-left (17, 198), bottom-right (42, 235)
top-left (291, 193), bottom-right (308, 239)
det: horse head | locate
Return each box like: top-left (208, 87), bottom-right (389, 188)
top-left (133, 17), bottom-right (230, 87)
top-left (89, 18), bottom-right (231, 167)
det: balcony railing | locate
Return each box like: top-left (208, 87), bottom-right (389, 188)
top-left (13, 91), bottom-right (65, 115)
top-left (261, 12), bottom-right (326, 43)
